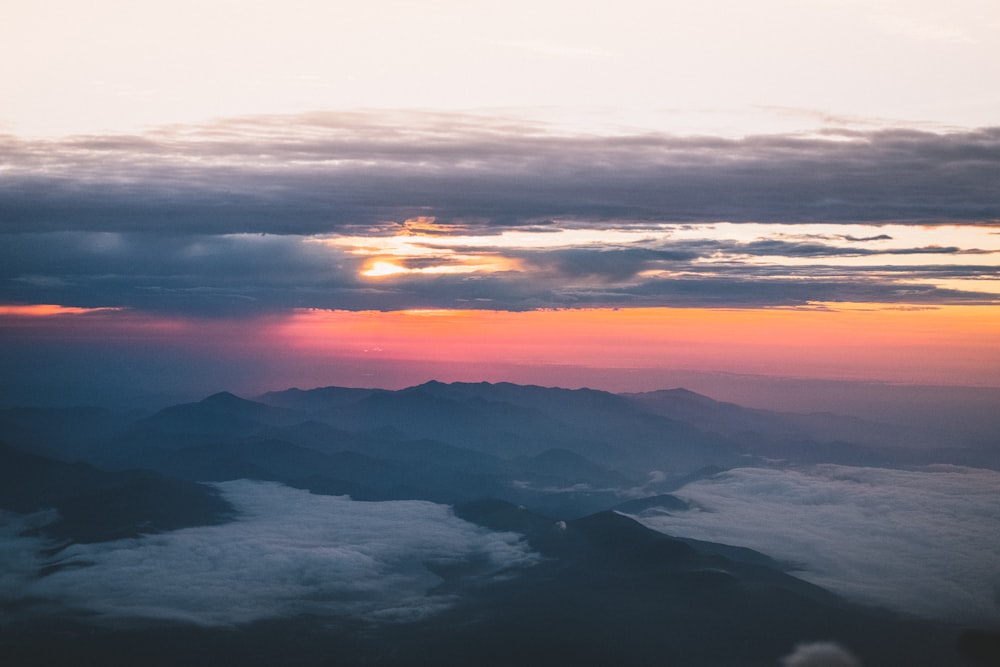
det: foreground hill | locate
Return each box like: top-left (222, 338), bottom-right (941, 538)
top-left (1, 381), bottom-right (995, 666)
top-left (0, 499), bottom-right (964, 667)
top-left (0, 443), bottom-right (231, 543)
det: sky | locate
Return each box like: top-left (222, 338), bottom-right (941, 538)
top-left (2, 0), bottom-right (999, 404)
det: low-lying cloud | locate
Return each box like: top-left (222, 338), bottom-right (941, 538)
top-left (0, 480), bottom-right (540, 627)
top-left (629, 464), bottom-right (1000, 624)
top-left (2, 114), bottom-right (999, 234)
top-left (780, 642), bottom-right (862, 667)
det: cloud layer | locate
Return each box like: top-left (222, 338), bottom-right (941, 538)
top-left (3, 115), bottom-right (1000, 234)
top-left (630, 464), bottom-right (1000, 624)
top-left (780, 642), bottom-right (862, 667)
top-left (0, 480), bottom-right (539, 626)
top-left (2, 113), bottom-right (998, 314)
top-left (1, 226), bottom-right (996, 315)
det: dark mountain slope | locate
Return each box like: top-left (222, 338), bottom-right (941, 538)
top-left (0, 499), bottom-right (963, 667)
top-left (396, 381), bottom-right (747, 470)
top-left (134, 391), bottom-right (303, 435)
top-left (0, 443), bottom-right (231, 543)
top-left (326, 386), bottom-right (574, 457)
top-left (0, 406), bottom-right (132, 461)
top-left (625, 387), bottom-right (958, 451)
top-left (108, 436), bottom-right (517, 506)
top-left (93, 393), bottom-right (312, 468)
top-left (256, 381), bottom-right (747, 476)
top-left (444, 500), bottom-right (961, 667)
top-left (256, 385), bottom-right (383, 411)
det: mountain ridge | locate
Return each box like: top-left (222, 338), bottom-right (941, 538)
top-left (0, 381), bottom-right (987, 666)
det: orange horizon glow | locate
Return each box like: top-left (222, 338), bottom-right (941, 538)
top-left (274, 303), bottom-right (1000, 387)
top-left (3, 302), bottom-right (998, 388)
top-left (0, 304), bottom-right (121, 316)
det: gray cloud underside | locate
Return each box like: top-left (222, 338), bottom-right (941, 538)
top-left (630, 465), bottom-right (1000, 625)
top-left (0, 480), bottom-right (539, 627)
top-left (2, 113), bottom-right (998, 313)
top-left (513, 240), bottom-right (994, 278)
top-left (2, 113), bottom-right (999, 234)
top-left (1, 231), bottom-right (998, 314)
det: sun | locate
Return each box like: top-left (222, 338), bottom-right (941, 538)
top-left (362, 261), bottom-right (409, 277)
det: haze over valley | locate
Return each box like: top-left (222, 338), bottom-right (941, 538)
top-left (2, 380), bottom-right (998, 666)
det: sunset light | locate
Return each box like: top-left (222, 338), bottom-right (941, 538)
top-left (362, 261), bottom-right (409, 277)
top-left (273, 304), bottom-right (1000, 387)
top-left (2, 2), bottom-right (1000, 664)
top-left (0, 304), bottom-right (121, 316)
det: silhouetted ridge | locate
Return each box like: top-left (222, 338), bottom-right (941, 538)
top-left (196, 391), bottom-right (296, 420)
top-left (257, 386), bottom-right (382, 410)
top-left (557, 510), bottom-right (698, 564)
top-left (612, 493), bottom-right (692, 514)
top-left (453, 499), bottom-right (556, 536)
top-left (131, 391), bottom-right (300, 439)
top-left (0, 405), bottom-right (128, 461)
top-left (0, 381), bottom-right (974, 667)
top-left (200, 390), bottom-right (250, 406)
top-left (0, 442), bottom-right (232, 543)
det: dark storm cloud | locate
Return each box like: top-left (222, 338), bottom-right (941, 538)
top-left (2, 112), bottom-right (998, 313)
top-left (0, 232), bottom-right (368, 315)
top-left (1, 228), bottom-right (997, 314)
top-left (1, 113), bottom-right (999, 235)
top-left (338, 271), bottom-right (1000, 311)
top-left (520, 247), bottom-right (702, 281)
top-left (512, 238), bottom-right (994, 282)
top-left (617, 276), bottom-right (998, 307)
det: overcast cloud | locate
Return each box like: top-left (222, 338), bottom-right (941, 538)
top-left (2, 114), bottom-right (999, 235)
top-left (0, 228), bottom-right (996, 314)
top-left (630, 464), bottom-right (1000, 624)
top-left (0, 480), bottom-right (540, 626)
top-left (2, 113), bottom-right (998, 314)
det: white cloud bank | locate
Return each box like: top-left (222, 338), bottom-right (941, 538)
top-left (0, 480), bottom-right (539, 626)
top-left (631, 464), bottom-right (1000, 624)
top-left (780, 641), bottom-right (862, 667)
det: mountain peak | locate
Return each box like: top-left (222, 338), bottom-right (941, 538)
top-left (628, 387), bottom-right (716, 402)
top-left (196, 391), bottom-right (277, 414)
top-left (200, 391), bottom-right (247, 405)
top-left (409, 379), bottom-right (463, 392)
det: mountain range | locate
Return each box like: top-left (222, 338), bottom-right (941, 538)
top-left (1, 381), bottom-right (997, 666)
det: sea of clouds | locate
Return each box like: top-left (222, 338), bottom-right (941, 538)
top-left (630, 464), bottom-right (1000, 623)
top-left (0, 480), bottom-right (540, 626)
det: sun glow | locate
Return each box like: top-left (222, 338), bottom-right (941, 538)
top-left (360, 255), bottom-right (520, 278)
top-left (0, 304), bottom-right (121, 316)
top-left (322, 222), bottom-right (1000, 281)
top-left (362, 261), bottom-right (409, 277)
top-left (273, 304), bottom-right (1000, 386)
